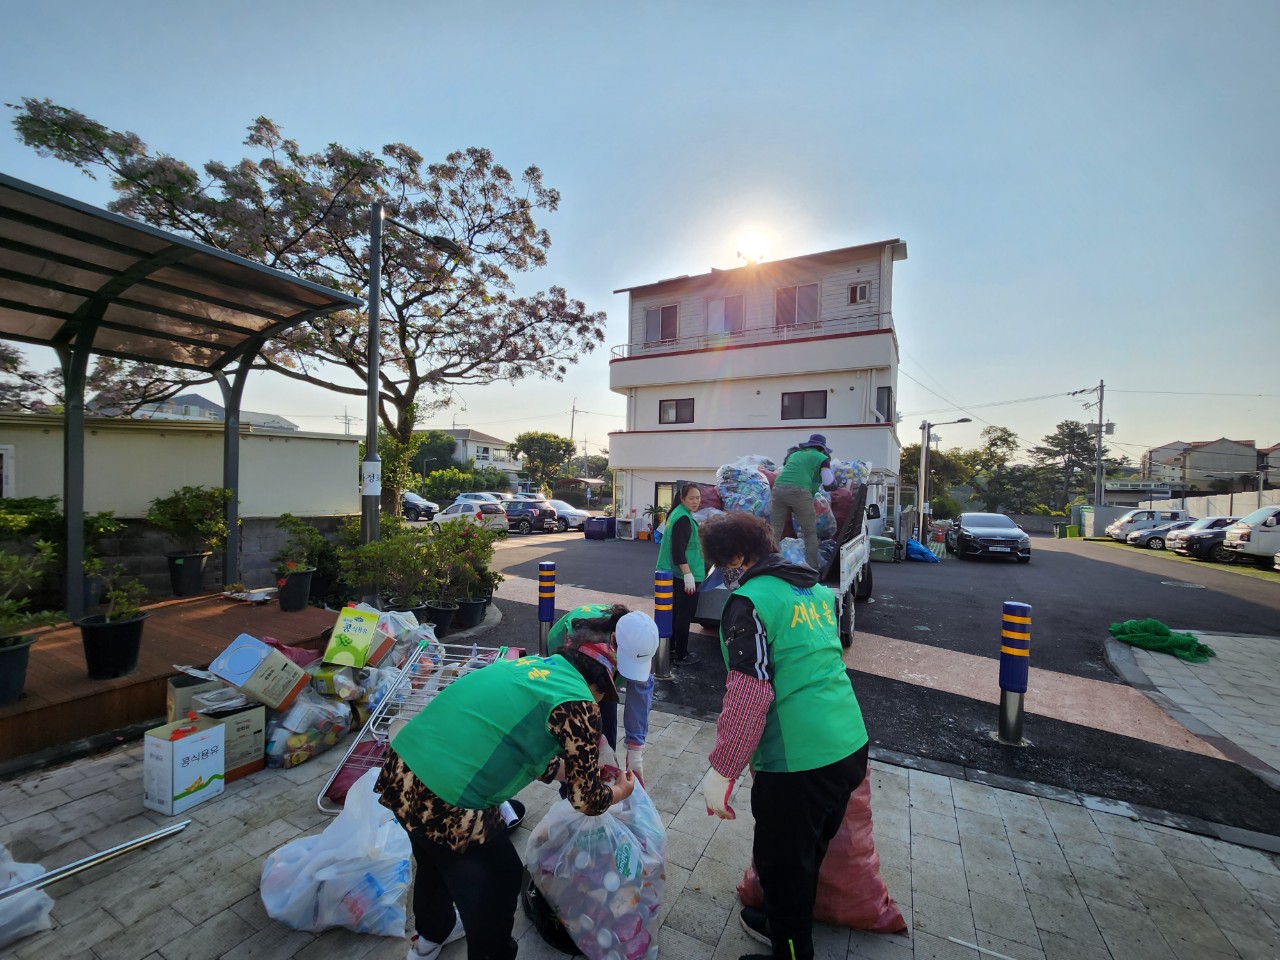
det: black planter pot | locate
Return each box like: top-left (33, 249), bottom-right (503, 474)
top-left (277, 569), bottom-right (315, 612)
top-left (456, 597), bottom-right (487, 630)
top-left (424, 601), bottom-right (459, 638)
top-left (0, 636), bottom-right (36, 706)
top-left (166, 552), bottom-right (211, 597)
top-left (77, 613), bottom-right (149, 680)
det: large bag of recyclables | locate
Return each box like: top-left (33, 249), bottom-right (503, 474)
top-left (716, 455), bottom-right (774, 518)
top-left (0, 844), bottom-right (53, 949)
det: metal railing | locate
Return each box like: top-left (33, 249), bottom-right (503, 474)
top-left (610, 313), bottom-right (889, 360)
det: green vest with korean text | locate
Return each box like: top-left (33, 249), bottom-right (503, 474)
top-left (776, 447), bottom-right (828, 494)
top-left (547, 603), bottom-right (613, 655)
top-left (391, 654), bottom-right (593, 808)
top-left (728, 575), bottom-right (867, 772)
top-left (655, 503), bottom-right (705, 580)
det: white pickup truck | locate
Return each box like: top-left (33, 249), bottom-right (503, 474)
top-left (1223, 505), bottom-right (1280, 567)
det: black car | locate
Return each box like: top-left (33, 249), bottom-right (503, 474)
top-left (945, 512), bottom-right (1031, 562)
top-left (1175, 525), bottom-right (1236, 562)
top-left (503, 498), bottom-right (558, 534)
top-left (400, 492), bottom-right (438, 522)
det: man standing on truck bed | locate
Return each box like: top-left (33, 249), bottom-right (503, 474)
top-left (771, 433), bottom-right (836, 571)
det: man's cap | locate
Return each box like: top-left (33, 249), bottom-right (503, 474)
top-left (614, 611), bottom-right (659, 683)
top-left (575, 641), bottom-right (620, 702)
top-left (799, 433), bottom-right (831, 453)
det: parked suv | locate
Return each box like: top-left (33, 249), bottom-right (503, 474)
top-left (1173, 517), bottom-right (1241, 561)
top-left (400, 491), bottom-right (438, 522)
top-left (1166, 516), bottom-right (1238, 554)
top-left (503, 498), bottom-right (558, 534)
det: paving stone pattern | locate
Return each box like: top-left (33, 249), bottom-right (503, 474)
top-left (3, 709), bottom-right (1279, 959)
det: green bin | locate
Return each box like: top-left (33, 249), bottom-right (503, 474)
top-left (1065, 524), bottom-right (1080, 538)
top-left (870, 535), bottom-right (896, 562)
top-left (1052, 522), bottom-right (1068, 539)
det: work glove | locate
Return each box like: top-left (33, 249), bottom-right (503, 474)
top-left (683, 572), bottom-right (697, 594)
top-left (625, 743), bottom-right (645, 785)
top-left (702, 768), bottom-right (737, 820)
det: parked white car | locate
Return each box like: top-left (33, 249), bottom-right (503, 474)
top-left (547, 499), bottom-right (590, 532)
top-left (1223, 505), bottom-right (1280, 567)
top-left (1106, 509), bottom-right (1194, 541)
top-left (431, 500), bottom-right (509, 534)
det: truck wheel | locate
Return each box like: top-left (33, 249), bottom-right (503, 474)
top-left (854, 564), bottom-right (873, 603)
top-left (839, 590), bottom-right (855, 648)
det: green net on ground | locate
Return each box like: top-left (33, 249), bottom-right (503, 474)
top-left (1109, 618), bottom-right (1217, 663)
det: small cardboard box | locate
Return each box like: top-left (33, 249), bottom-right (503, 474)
top-left (143, 716), bottom-right (226, 815)
top-left (167, 675), bottom-right (228, 722)
top-left (211, 634), bottom-right (310, 710)
top-left (324, 608), bottom-right (392, 668)
top-left (204, 704), bottom-right (267, 782)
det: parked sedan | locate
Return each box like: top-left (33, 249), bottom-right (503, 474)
top-left (431, 500), bottom-right (509, 534)
top-left (1165, 516), bottom-right (1238, 554)
top-left (1126, 520), bottom-right (1194, 551)
top-left (945, 513), bottom-right (1031, 562)
top-left (547, 499), bottom-right (590, 532)
top-left (400, 491), bottom-right (438, 522)
top-left (1175, 524), bottom-right (1238, 562)
top-left (503, 498), bottom-right (558, 534)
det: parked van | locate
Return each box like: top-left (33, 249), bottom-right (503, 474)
top-left (1223, 505), bottom-right (1280, 566)
top-left (1106, 509), bottom-right (1194, 541)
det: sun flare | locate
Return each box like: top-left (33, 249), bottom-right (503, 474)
top-left (736, 231), bottom-right (770, 264)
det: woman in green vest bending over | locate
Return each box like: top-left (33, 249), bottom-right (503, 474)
top-left (377, 641), bottom-right (635, 960)
top-left (770, 433), bottom-right (836, 571)
top-left (697, 511), bottom-right (869, 960)
top-left (655, 482), bottom-right (706, 664)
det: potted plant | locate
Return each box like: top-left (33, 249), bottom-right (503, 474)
top-left (640, 504), bottom-right (665, 541)
top-left (0, 541), bottom-right (63, 706)
top-left (146, 486), bottom-right (235, 597)
top-left (433, 522), bottom-right (502, 630)
top-left (77, 559), bottom-right (149, 680)
top-left (338, 523), bottom-right (437, 615)
top-left (271, 513), bottom-right (329, 612)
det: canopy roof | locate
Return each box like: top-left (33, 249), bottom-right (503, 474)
top-left (0, 172), bottom-right (361, 370)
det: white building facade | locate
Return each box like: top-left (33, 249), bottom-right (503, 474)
top-left (607, 239), bottom-right (907, 529)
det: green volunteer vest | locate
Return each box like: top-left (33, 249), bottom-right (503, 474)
top-left (776, 447), bottom-right (828, 494)
top-left (391, 654), bottom-right (594, 808)
top-left (727, 575), bottom-right (867, 772)
top-left (655, 503), bottom-right (705, 580)
top-left (547, 603), bottom-right (613, 655)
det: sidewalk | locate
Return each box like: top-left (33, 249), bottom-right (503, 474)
top-left (4, 706), bottom-right (1279, 960)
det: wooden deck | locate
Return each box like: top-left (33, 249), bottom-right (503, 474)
top-left (0, 594), bottom-right (339, 767)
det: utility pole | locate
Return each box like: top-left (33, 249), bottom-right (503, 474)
top-left (333, 407), bottom-right (358, 435)
top-left (1093, 380), bottom-right (1105, 509)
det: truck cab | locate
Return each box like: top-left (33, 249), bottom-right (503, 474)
top-left (1223, 505), bottom-right (1280, 566)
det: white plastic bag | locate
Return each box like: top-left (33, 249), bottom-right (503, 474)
top-left (525, 784), bottom-right (666, 960)
top-left (0, 845), bottom-right (53, 950)
top-left (260, 768), bottom-right (410, 935)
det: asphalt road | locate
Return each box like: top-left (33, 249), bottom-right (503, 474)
top-left (486, 531), bottom-right (1280, 834)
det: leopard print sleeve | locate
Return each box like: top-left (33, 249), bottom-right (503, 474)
top-left (548, 701), bottom-right (614, 816)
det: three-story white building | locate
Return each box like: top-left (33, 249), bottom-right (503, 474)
top-left (607, 239), bottom-right (907, 531)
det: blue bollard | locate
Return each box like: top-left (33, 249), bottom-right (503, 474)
top-left (998, 601), bottom-right (1031, 744)
top-left (654, 569), bottom-right (673, 680)
top-left (537, 561), bottom-right (555, 656)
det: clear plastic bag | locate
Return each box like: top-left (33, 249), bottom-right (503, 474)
top-left (265, 688), bottom-right (352, 768)
top-left (525, 785), bottom-right (666, 960)
top-left (260, 768), bottom-right (411, 935)
top-left (0, 845), bottom-right (53, 950)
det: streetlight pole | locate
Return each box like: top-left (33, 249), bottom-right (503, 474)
top-left (361, 202), bottom-right (464, 545)
top-left (918, 417), bottom-right (971, 539)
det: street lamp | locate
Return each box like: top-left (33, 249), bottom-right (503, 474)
top-left (918, 417), bottom-right (971, 538)
top-left (361, 202), bottom-right (463, 544)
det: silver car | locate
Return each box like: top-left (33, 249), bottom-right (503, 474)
top-left (1126, 520), bottom-right (1193, 551)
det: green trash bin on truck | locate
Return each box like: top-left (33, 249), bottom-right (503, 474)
top-left (870, 536), bottom-right (896, 562)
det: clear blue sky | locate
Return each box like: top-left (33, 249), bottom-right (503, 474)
top-left (2, 1), bottom-right (1276, 471)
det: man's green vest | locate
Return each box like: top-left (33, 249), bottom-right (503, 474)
top-left (655, 503), bottom-right (705, 580)
top-left (391, 654), bottom-right (593, 808)
top-left (547, 603), bottom-right (613, 655)
top-left (776, 447), bottom-right (828, 494)
top-left (728, 575), bottom-right (867, 772)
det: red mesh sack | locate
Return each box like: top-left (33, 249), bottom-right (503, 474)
top-left (760, 469), bottom-right (777, 487)
top-left (696, 482), bottom-right (723, 510)
top-left (829, 486), bottom-right (853, 536)
top-left (737, 778), bottom-right (906, 933)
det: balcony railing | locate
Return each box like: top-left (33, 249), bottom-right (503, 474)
top-left (610, 312), bottom-right (889, 360)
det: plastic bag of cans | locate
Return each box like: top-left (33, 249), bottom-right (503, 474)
top-left (779, 537), bottom-right (837, 571)
top-left (715, 456), bottom-right (775, 518)
top-left (830, 457), bottom-right (871, 487)
top-left (814, 489), bottom-right (836, 539)
top-left (525, 783), bottom-right (666, 960)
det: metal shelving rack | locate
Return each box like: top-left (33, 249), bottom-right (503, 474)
top-left (316, 639), bottom-right (506, 815)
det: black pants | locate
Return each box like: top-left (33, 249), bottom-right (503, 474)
top-left (750, 744), bottom-right (869, 960)
top-left (407, 829), bottom-right (522, 960)
top-left (671, 581), bottom-right (700, 658)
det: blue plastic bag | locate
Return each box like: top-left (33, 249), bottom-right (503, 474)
top-left (904, 539), bottom-right (940, 563)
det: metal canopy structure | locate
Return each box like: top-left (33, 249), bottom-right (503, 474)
top-left (0, 173), bottom-right (363, 617)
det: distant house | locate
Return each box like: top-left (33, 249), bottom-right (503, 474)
top-left (606, 239), bottom-right (907, 531)
top-left (89, 391), bottom-right (298, 431)
top-left (428, 428), bottom-right (528, 490)
top-left (1143, 438), bottom-right (1270, 494)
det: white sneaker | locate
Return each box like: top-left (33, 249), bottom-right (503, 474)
top-left (407, 910), bottom-right (465, 959)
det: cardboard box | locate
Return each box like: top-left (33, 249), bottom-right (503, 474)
top-left (211, 634), bottom-right (310, 710)
top-left (143, 716), bottom-right (225, 815)
top-left (324, 608), bottom-right (392, 668)
top-left (204, 704), bottom-right (267, 782)
top-left (167, 675), bottom-right (228, 722)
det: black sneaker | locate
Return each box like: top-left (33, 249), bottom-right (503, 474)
top-left (739, 907), bottom-right (771, 947)
top-left (672, 651), bottom-right (701, 666)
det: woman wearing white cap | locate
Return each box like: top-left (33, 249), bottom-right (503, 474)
top-left (770, 433), bottom-right (836, 571)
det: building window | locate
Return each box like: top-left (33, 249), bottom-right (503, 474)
top-left (476, 446), bottom-right (490, 461)
top-left (849, 282), bottom-right (870, 305)
top-left (707, 295), bottom-right (744, 335)
top-left (645, 304), bottom-right (679, 343)
top-left (775, 283), bottom-right (820, 327)
top-left (782, 390), bottom-right (827, 420)
top-left (659, 398), bottom-right (695, 424)
top-left (875, 386), bottom-right (894, 424)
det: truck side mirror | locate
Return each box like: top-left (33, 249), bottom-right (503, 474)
top-left (865, 504), bottom-right (881, 520)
